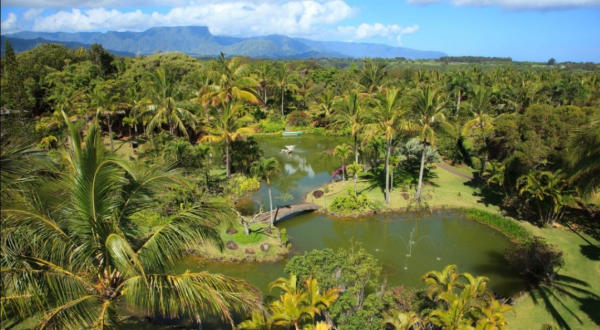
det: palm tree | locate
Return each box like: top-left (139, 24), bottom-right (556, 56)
top-left (201, 100), bottom-right (254, 178)
top-left (412, 85), bottom-right (453, 202)
top-left (332, 89), bottom-right (369, 170)
top-left (250, 157), bottom-right (281, 227)
top-left (422, 264), bottom-right (461, 301)
top-left (427, 290), bottom-right (475, 330)
top-left (447, 70), bottom-right (472, 118)
top-left (381, 310), bottom-right (422, 330)
top-left (274, 62), bottom-right (297, 119)
top-left (517, 170), bottom-right (570, 226)
top-left (462, 85), bottom-right (495, 172)
top-left (143, 66), bottom-right (198, 139)
top-left (202, 53), bottom-right (261, 107)
top-left (121, 116), bottom-right (136, 151)
top-left (87, 84), bottom-right (122, 153)
top-left (566, 111), bottom-right (600, 198)
top-left (0, 113), bottom-right (261, 329)
top-left (473, 298), bottom-right (515, 330)
top-left (255, 61), bottom-right (273, 108)
top-left (333, 143), bottom-right (353, 186)
top-left (356, 58), bottom-right (388, 94)
top-left (366, 87), bottom-right (414, 204)
top-left (346, 162), bottom-right (364, 195)
top-left (311, 88), bottom-right (338, 118)
top-left (237, 310), bottom-right (277, 330)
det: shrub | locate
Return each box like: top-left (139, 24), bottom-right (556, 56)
top-left (226, 175), bottom-right (260, 198)
top-left (463, 208), bottom-right (531, 241)
top-left (329, 188), bottom-right (372, 214)
top-left (287, 111), bottom-right (312, 127)
top-left (233, 231), bottom-right (262, 244)
top-left (505, 237), bottom-right (564, 284)
top-left (280, 228), bottom-right (289, 245)
top-left (257, 120), bottom-right (285, 133)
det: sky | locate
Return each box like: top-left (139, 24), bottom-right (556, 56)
top-left (1, 0), bottom-right (599, 62)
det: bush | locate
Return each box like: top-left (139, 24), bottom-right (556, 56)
top-left (463, 208), bottom-right (531, 241)
top-left (257, 120), bottom-right (285, 133)
top-left (287, 111), bottom-right (312, 127)
top-left (233, 231), bottom-right (262, 244)
top-left (505, 237), bottom-right (564, 284)
top-left (329, 188), bottom-right (372, 214)
top-left (226, 175), bottom-right (260, 198)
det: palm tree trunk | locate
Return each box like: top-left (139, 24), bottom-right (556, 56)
top-left (415, 143), bottom-right (427, 203)
top-left (225, 139), bottom-right (231, 178)
top-left (129, 127), bottom-right (133, 150)
top-left (354, 134), bottom-right (359, 183)
top-left (354, 172), bottom-right (358, 195)
top-left (281, 85), bottom-right (285, 119)
top-left (391, 162), bottom-right (394, 193)
top-left (481, 121), bottom-right (488, 173)
top-left (106, 114), bottom-right (114, 153)
top-left (456, 90), bottom-right (461, 118)
top-left (268, 185), bottom-right (274, 227)
top-left (342, 159), bottom-right (346, 186)
top-left (385, 139), bottom-right (391, 204)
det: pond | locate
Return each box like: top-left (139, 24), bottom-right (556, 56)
top-left (179, 135), bottom-right (525, 297)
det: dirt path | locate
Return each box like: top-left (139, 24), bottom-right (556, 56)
top-left (437, 162), bottom-right (474, 180)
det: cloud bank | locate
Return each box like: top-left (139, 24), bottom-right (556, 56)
top-left (1, 0), bottom-right (420, 45)
top-left (407, 0), bottom-right (600, 10)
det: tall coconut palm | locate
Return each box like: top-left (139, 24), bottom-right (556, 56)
top-left (356, 58), bottom-right (388, 94)
top-left (143, 66), bottom-right (198, 139)
top-left (255, 61), bottom-right (273, 108)
top-left (311, 88), bottom-right (338, 118)
top-left (346, 162), bottom-right (364, 195)
top-left (462, 85), bottom-right (495, 172)
top-left (566, 111), bottom-right (600, 198)
top-left (0, 113), bottom-right (261, 329)
top-left (202, 53), bottom-right (261, 107)
top-left (422, 264), bottom-right (461, 301)
top-left (412, 85), bottom-right (453, 202)
top-left (366, 87), bottom-right (414, 204)
top-left (201, 100), bottom-right (254, 178)
top-left (274, 62), bottom-right (297, 119)
top-left (251, 157), bottom-right (281, 227)
top-left (333, 143), bottom-right (353, 186)
top-left (87, 84), bottom-right (122, 153)
top-left (447, 70), bottom-right (472, 118)
top-left (332, 89), bottom-right (369, 169)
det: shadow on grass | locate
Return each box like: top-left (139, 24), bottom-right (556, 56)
top-left (471, 250), bottom-right (528, 297)
top-left (579, 297), bottom-right (600, 327)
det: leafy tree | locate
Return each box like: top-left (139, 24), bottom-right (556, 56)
top-left (566, 111), bottom-right (600, 198)
top-left (462, 85), bottom-right (496, 172)
top-left (87, 83), bottom-right (122, 153)
top-left (0, 114), bottom-right (261, 329)
top-left (333, 143), bottom-right (353, 186)
top-left (505, 237), bottom-right (564, 284)
top-left (250, 157), bottom-right (281, 227)
top-left (547, 58), bottom-right (557, 66)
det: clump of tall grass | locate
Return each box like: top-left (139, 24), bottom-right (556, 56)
top-left (462, 208), bottom-right (531, 242)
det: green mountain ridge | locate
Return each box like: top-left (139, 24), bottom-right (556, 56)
top-left (3, 26), bottom-right (446, 59)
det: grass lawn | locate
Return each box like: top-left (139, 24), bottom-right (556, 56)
top-left (308, 166), bottom-right (502, 214)
top-left (194, 221), bottom-right (288, 262)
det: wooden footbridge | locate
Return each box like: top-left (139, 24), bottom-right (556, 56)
top-left (256, 203), bottom-right (322, 224)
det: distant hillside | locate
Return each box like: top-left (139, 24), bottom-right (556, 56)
top-left (5, 26), bottom-right (446, 59)
top-left (0, 35), bottom-right (135, 57)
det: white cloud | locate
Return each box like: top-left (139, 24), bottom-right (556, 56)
top-left (337, 23), bottom-right (420, 45)
top-left (1, 0), bottom-right (314, 8)
top-left (28, 1), bottom-right (357, 37)
top-left (1, 13), bottom-right (20, 33)
top-left (407, 0), bottom-right (600, 10)
top-left (24, 8), bottom-right (45, 21)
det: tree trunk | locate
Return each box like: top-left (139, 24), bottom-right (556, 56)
top-left (225, 139), bottom-right (231, 178)
top-left (391, 163), bottom-right (394, 193)
top-left (243, 220), bottom-right (250, 236)
top-left (106, 114), bottom-right (114, 153)
top-left (342, 159), bottom-right (346, 186)
top-left (268, 185), bottom-right (274, 227)
top-left (126, 128), bottom-right (132, 152)
top-left (415, 143), bottom-right (427, 203)
top-left (456, 90), bottom-right (461, 118)
top-left (354, 171), bottom-right (358, 195)
top-left (354, 134), bottom-right (359, 184)
top-left (281, 85), bottom-right (285, 119)
top-left (481, 120), bottom-right (488, 174)
top-left (385, 139), bottom-right (391, 204)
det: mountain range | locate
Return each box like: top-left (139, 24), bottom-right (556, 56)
top-left (3, 26), bottom-right (446, 59)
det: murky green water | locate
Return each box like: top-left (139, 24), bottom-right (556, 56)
top-left (179, 135), bottom-right (525, 297)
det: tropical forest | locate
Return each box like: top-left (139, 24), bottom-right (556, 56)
top-left (1, 40), bottom-right (599, 330)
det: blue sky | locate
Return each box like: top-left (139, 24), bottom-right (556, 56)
top-left (1, 0), bottom-right (599, 62)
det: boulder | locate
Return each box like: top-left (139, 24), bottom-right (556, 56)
top-left (264, 227), bottom-right (272, 234)
top-left (260, 243), bottom-right (270, 252)
top-left (245, 248), bottom-right (256, 254)
top-left (226, 228), bottom-right (238, 235)
top-left (226, 241), bottom-right (238, 250)
top-left (312, 190), bottom-right (324, 199)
